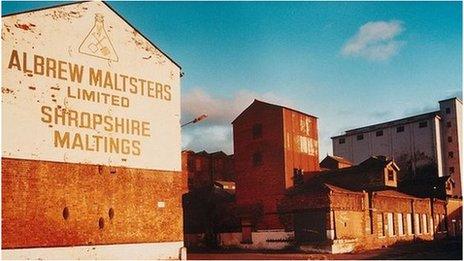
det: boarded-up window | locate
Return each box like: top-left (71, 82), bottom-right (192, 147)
top-left (429, 217), bottom-right (434, 235)
top-left (407, 213), bottom-right (413, 235)
top-left (252, 124), bottom-right (262, 139)
top-left (415, 213), bottom-right (421, 234)
top-left (377, 213), bottom-right (385, 237)
top-left (422, 214), bottom-right (428, 234)
top-left (387, 213), bottom-right (394, 236)
top-left (397, 213), bottom-right (404, 235)
top-left (252, 152), bottom-right (262, 166)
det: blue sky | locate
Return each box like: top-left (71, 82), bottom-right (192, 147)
top-left (3, 1), bottom-right (462, 158)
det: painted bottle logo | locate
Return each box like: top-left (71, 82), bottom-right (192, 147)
top-left (79, 13), bottom-right (118, 62)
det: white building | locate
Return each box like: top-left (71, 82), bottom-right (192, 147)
top-left (332, 98), bottom-right (462, 196)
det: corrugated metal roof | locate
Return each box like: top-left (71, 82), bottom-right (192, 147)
top-left (331, 111), bottom-right (440, 139)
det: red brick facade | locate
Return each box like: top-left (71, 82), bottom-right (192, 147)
top-left (182, 150), bottom-right (234, 191)
top-left (184, 99), bottom-right (462, 253)
top-left (232, 100), bottom-right (319, 231)
top-left (2, 158), bottom-right (187, 249)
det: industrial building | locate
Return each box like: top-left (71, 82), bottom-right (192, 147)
top-left (183, 99), bottom-right (462, 253)
top-left (181, 150), bottom-right (235, 191)
top-left (332, 97), bottom-right (462, 196)
top-left (2, 2), bottom-right (186, 259)
top-left (233, 99), bottom-right (320, 239)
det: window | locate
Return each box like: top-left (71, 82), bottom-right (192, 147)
top-left (387, 213), bottom-right (394, 236)
top-left (396, 126), bottom-right (405, 133)
top-left (357, 134), bottom-right (364, 141)
top-left (447, 121), bottom-right (452, 128)
top-left (252, 152), bottom-right (262, 166)
top-left (252, 124), bottom-right (262, 139)
top-left (449, 167), bottom-right (455, 174)
top-left (448, 136), bottom-right (453, 143)
top-left (339, 138), bottom-right (345, 144)
top-left (387, 170), bottom-right (395, 181)
top-left (398, 213), bottom-right (404, 235)
top-left (415, 213), bottom-right (421, 234)
top-left (449, 151), bottom-right (454, 158)
top-left (378, 213), bottom-right (385, 237)
top-left (407, 213), bottom-right (413, 235)
top-left (293, 168), bottom-right (304, 186)
top-left (376, 130), bottom-right (384, 137)
top-left (419, 121), bottom-right (428, 128)
top-left (423, 214), bottom-right (428, 234)
top-left (446, 107), bottom-right (451, 114)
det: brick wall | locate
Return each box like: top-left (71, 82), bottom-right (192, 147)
top-left (234, 102), bottom-right (286, 229)
top-left (2, 158), bottom-right (187, 249)
top-left (182, 151), bottom-right (235, 191)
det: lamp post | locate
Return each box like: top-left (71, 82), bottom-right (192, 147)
top-left (181, 114), bottom-right (208, 128)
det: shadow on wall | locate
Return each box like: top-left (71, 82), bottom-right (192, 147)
top-left (182, 187), bottom-right (241, 249)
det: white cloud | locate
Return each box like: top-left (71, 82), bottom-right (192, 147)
top-left (181, 88), bottom-right (294, 154)
top-left (342, 20), bottom-right (405, 61)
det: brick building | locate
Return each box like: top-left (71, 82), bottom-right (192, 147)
top-left (184, 99), bottom-right (461, 253)
top-left (232, 99), bottom-right (319, 242)
top-left (2, 2), bottom-right (186, 259)
top-left (182, 150), bottom-right (235, 191)
top-left (181, 150), bottom-right (238, 248)
top-left (220, 100), bottom-right (460, 252)
top-left (278, 156), bottom-right (452, 252)
top-left (332, 97), bottom-right (462, 196)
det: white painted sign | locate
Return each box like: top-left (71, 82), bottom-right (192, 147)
top-left (2, 2), bottom-right (181, 171)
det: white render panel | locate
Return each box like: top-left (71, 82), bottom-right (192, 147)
top-left (333, 116), bottom-right (440, 172)
top-left (2, 2), bottom-right (181, 171)
top-left (2, 241), bottom-right (184, 260)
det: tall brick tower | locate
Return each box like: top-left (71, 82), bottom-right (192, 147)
top-left (232, 100), bottom-right (319, 243)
